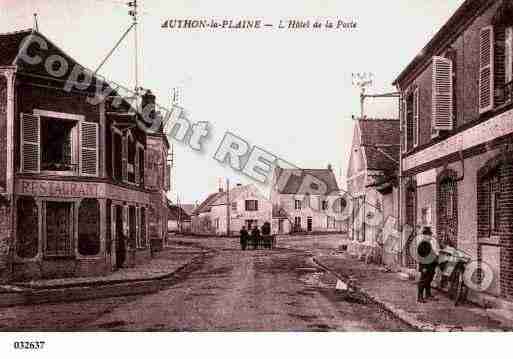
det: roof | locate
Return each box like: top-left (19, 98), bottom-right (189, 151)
top-left (179, 204), bottom-right (196, 216)
top-left (275, 168), bottom-right (340, 195)
top-left (392, 0), bottom-right (489, 86)
top-left (193, 191), bottom-right (225, 215)
top-left (211, 184), bottom-right (256, 206)
top-left (168, 204), bottom-right (191, 221)
top-left (357, 118), bottom-right (400, 173)
top-left (0, 29), bottom-right (32, 66)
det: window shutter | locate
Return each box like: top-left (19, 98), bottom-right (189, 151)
top-left (135, 146), bottom-right (140, 184)
top-left (80, 122), bottom-right (99, 176)
top-left (495, 26), bottom-right (506, 107)
top-left (506, 27), bottom-right (513, 84)
top-left (479, 26), bottom-right (494, 113)
top-left (166, 164), bottom-right (171, 191)
top-left (413, 87), bottom-right (420, 147)
top-left (401, 98), bottom-right (407, 153)
top-left (122, 135), bottom-right (128, 181)
top-left (20, 113), bottom-right (40, 172)
top-left (432, 56), bottom-right (454, 131)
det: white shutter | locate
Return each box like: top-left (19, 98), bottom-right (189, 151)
top-left (506, 27), bottom-right (513, 84)
top-left (432, 56), bottom-right (454, 131)
top-left (20, 113), bottom-right (40, 172)
top-left (479, 26), bottom-right (494, 113)
top-left (413, 87), bottom-right (420, 147)
top-left (80, 121), bottom-right (99, 176)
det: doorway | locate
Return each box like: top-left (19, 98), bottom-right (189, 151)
top-left (115, 205), bottom-right (125, 268)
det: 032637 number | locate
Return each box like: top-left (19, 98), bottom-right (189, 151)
top-left (13, 341), bottom-right (45, 350)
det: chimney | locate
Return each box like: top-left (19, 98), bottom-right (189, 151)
top-left (219, 187), bottom-right (224, 193)
top-left (327, 164), bottom-right (332, 171)
top-left (237, 183), bottom-right (242, 187)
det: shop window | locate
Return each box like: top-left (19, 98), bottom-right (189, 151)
top-left (78, 199), bottom-right (100, 256)
top-left (45, 201), bottom-right (73, 257)
top-left (16, 197), bottom-right (38, 258)
top-left (41, 118), bottom-right (77, 172)
top-left (128, 205), bottom-right (136, 248)
top-left (294, 199), bottom-right (302, 210)
top-left (140, 207), bottom-right (147, 248)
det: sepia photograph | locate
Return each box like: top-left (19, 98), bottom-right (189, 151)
top-left (1, 0), bottom-right (513, 357)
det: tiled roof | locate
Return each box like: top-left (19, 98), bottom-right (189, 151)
top-left (179, 204), bottom-right (196, 216)
top-left (357, 119), bottom-right (400, 173)
top-left (358, 118), bottom-right (400, 146)
top-left (275, 168), bottom-right (340, 195)
top-left (0, 29), bottom-right (32, 66)
top-left (211, 184), bottom-right (253, 206)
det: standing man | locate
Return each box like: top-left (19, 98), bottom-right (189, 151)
top-left (417, 226), bottom-right (438, 303)
top-left (240, 226), bottom-right (249, 250)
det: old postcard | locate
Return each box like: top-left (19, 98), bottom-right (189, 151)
top-left (0, 0), bottom-right (513, 357)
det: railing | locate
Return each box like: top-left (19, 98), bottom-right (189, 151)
top-left (505, 81), bottom-right (513, 104)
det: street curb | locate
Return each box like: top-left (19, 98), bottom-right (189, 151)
top-left (0, 253), bottom-right (209, 308)
top-left (312, 257), bottom-right (435, 332)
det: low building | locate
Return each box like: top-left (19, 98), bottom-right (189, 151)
top-left (270, 166), bottom-right (346, 234)
top-left (192, 184), bottom-right (272, 236)
top-left (0, 29), bottom-right (169, 282)
top-left (167, 201), bottom-right (191, 234)
top-left (346, 118), bottom-right (400, 265)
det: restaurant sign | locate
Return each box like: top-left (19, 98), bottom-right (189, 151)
top-left (18, 180), bottom-right (99, 197)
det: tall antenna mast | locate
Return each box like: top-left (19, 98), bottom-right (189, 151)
top-left (128, 0), bottom-right (139, 94)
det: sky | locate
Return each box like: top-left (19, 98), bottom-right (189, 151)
top-left (0, 0), bottom-right (465, 204)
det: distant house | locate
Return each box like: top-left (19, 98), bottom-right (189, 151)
top-left (346, 118), bottom-right (400, 265)
top-left (192, 184), bottom-right (272, 236)
top-left (167, 201), bottom-right (192, 234)
top-left (270, 166), bottom-right (346, 234)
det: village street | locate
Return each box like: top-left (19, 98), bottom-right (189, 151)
top-left (0, 235), bottom-right (412, 331)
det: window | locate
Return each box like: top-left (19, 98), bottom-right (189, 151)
top-left (294, 199), bottom-right (302, 210)
top-left (127, 136), bottom-right (136, 183)
top-left (138, 146), bottom-right (145, 186)
top-left (78, 199), bottom-right (100, 256)
top-left (490, 175), bottom-right (501, 233)
top-left (140, 207), bottom-right (147, 247)
top-left (231, 202), bottom-right (237, 211)
top-left (112, 130), bottom-right (123, 181)
top-left (16, 197), bottom-right (39, 258)
top-left (45, 201), bottom-right (73, 257)
top-left (322, 200), bottom-right (328, 211)
top-left (245, 200), bottom-right (258, 211)
top-left (214, 218), bottom-right (220, 229)
top-left (41, 117), bottom-right (77, 172)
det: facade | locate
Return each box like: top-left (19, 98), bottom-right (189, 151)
top-left (0, 30), bottom-right (169, 282)
top-left (270, 166), bottom-right (346, 234)
top-left (394, 0), bottom-right (513, 298)
top-left (346, 119), bottom-right (400, 265)
top-left (192, 184), bottom-right (272, 236)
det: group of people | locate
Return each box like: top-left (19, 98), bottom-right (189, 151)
top-left (239, 222), bottom-right (271, 250)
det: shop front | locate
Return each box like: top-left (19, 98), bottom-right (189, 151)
top-left (12, 178), bottom-right (150, 281)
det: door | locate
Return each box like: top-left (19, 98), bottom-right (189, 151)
top-left (115, 205), bottom-right (125, 268)
top-left (45, 202), bottom-right (73, 257)
top-left (307, 217), bottom-right (313, 232)
top-left (278, 219), bottom-right (284, 234)
top-left (438, 177), bottom-right (458, 248)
